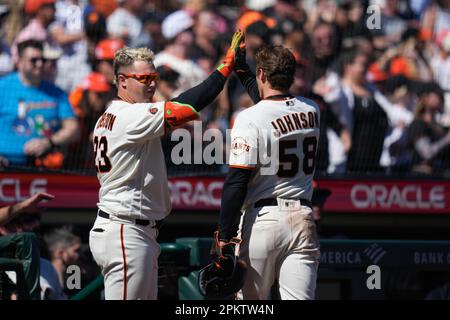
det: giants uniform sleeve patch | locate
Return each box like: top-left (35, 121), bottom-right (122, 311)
top-left (231, 137), bottom-right (251, 155)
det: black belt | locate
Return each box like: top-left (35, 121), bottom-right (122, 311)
top-left (98, 210), bottom-right (155, 227)
top-left (254, 198), bottom-right (312, 209)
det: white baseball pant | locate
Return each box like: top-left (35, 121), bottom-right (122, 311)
top-left (89, 213), bottom-right (160, 300)
top-left (236, 199), bottom-right (320, 300)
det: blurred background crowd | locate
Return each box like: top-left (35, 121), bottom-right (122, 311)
top-left (0, 0), bottom-right (449, 177)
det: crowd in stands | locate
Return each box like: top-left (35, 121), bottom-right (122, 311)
top-left (0, 0), bottom-right (448, 176)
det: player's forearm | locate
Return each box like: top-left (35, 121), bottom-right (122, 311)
top-left (218, 167), bottom-right (252, 242)
top-left (236, 69), bottom-right (260, 104)
top-left (171, 70), bottom-right (227, 112)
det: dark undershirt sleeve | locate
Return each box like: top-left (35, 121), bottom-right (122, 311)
top-left (236, 70), bottom-right (261, 104)
top-left (218, 167), bottom-right (253, 241)
top-left (171, 70), bottom-right (226, 112)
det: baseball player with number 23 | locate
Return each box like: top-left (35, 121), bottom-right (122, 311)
top-left (89, 31), bottom-right (244, 300)
top-left (210, 37), bottom-right (321, 300)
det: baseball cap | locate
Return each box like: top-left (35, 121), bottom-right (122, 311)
top-left (24, 0), bottom-right (56, 15)
top-left (161, 10), bottom-right (194, 40)
top-left (69, 73), bottom-right (111, 113)
top-left (95, 38), bottom-right (125, 60)
top-left (81, 72), bottom-right (111, 92)
top-left (236, 11), bottom-right (276, 32)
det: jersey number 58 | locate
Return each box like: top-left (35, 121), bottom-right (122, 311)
top-left (278, 136), bottom-right (317, 177)
top-left (93, 136), bottom-right (112, 173)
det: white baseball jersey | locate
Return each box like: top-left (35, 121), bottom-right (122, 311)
top-left (93, 100), bottom-right (171, 221)
top-left (229, 96), bottom-right (320, 208)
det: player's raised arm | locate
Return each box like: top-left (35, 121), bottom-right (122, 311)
top-left (233, 34), bottom-right (261, 104)
top-left (163, 30), bottom-right (244, 130)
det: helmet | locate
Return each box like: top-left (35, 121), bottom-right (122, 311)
top-left (198, 259), bottom-right (247, 299)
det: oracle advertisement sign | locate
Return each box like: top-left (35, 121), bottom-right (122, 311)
top-left (168, 177), bottom-right (224, 210)
top-left (0, 173), bottom-right (449, 213)
top-left (320, 180), bottom-right (450, 214)
top-left (0, 173), bottom-right (99, 208)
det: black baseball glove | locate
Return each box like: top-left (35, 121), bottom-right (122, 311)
top-left (198, 236), bottom-right (247, 299)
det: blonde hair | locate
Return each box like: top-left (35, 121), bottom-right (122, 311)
top-left (113, 47), bottom-right (155, 85)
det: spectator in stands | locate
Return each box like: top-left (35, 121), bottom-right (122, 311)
top-left (42, 42), bottom-right (62, 83)
top-left (44, 226), bottom-right (81, 297)
top-left (404, 84), bottom-right (450, 174)
top-left (0, 39), bottom-right (79, 167)
top-left (106, 0), bottom-right (151, 48)
top-left (291, 55), bottom-right (351, 174)
top-left (379, 76), bottom-right (415, 171)
top-left (143, 11), bottom-right (166, 54)
top-left (281, 19), bottom-right (308, 58)
top-left (370, 28), bottom-right (434, 82)
top-left (319, 48), bottom-right (389, 173)
top-left (422, 0), bottom-right (450, 38)
top-left (49, 0), bottom-right (90, 93)
top-left (155, 11), bottom-right (207, 98)
top-left (337, 0), bottom-right (370, 42)
top-left (67, 72), bottom-right (113, 170)
top-left (188, 10), bottom-right (222, 63)
top-left (430, 29), bottom-right (450, 110)
top-left (304, 0), bottom-right (339, 31)
top-left (13, 0), bottom-right (56, 62)
top-left (1, 2), bottom-right (24, 49)
top-left (93, 38), bottom-right (125, 85)
top-left (83, 10), bottom-right (108, 66)
top-left (370, 0), bottom-right (409, 50)
top-left (308, 21), bottom-right (340, 83)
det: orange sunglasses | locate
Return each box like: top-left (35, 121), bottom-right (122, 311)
top-left (119, 72), bottom-right (160, 84)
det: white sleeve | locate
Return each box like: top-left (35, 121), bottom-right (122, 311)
top-left (228, 114), bottom-right (258, 169)
top-left (125, 102), bottom-right (165, 143)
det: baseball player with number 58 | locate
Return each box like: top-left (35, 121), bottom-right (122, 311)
top-left (213, 43), bottom-right (321, 300)
top-left (89, 31), bottom-right (244, 300)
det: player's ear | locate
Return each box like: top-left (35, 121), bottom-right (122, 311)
top-left (117, 74), bottom-right (127, 89)
top-left (258, 68), bottom-right (267, 84)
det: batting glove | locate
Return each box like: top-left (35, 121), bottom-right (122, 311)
top-left (217, 30), bottom-right (244, 78)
